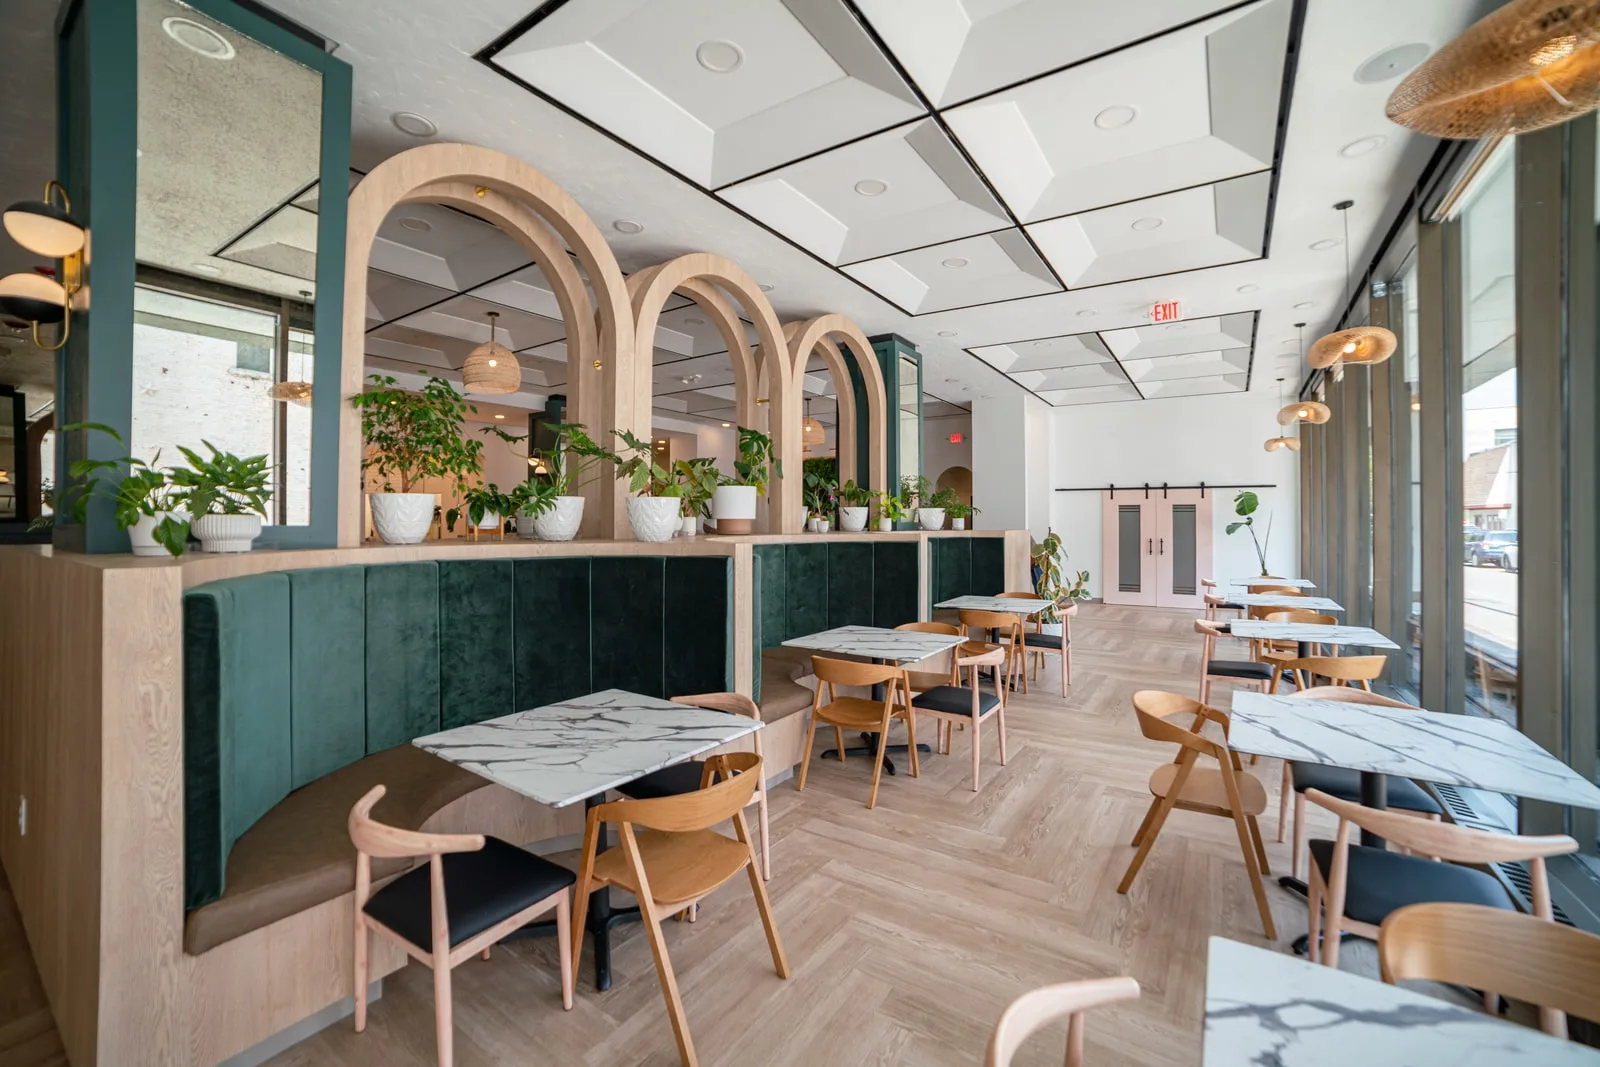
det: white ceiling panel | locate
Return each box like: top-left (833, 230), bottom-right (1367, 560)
top-left (1140, 372), bottom-right (1249, 398)
top-left (366, 271), bottom-right (456, 327)
top-left (843, 230), bottom-right (1059, 314)
top-left (1036, 383), bottom-right (1143, 406)
top-left (718, 119), bottom-right (1008, 264)
top-left (1121, 347), bottom-right (1252, 383)
top-left (969, 333), bottom-right (1114, 374)
top-left (944, 0), bottom-right (1291, 222)
top-left (392, 294), bottom-right (569, 352)
top-left (1103, 311), bottom-right (1255, 360)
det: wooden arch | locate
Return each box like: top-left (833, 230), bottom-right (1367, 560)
top-left (783, 314), bottom-right (888, 496)
top-left (341, 143), bottom-right (638, 543)
top-left (629, 253), bottom-right (800, 533)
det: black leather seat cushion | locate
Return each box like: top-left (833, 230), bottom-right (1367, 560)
top-left (1019, 632), bottom-right (1068, 650)
top-left (1208, 660), bottom-right (1273, 681)
top-left (363, 836), bottom-right (575, 951)
top-left (1290, 763), bottom-right (1442, 814)
top-left (913, 685), bottom-right (1002, 716)
top-left (1307, 839), bottom-right (1511, 926)
top-left (616, 760), bottom-right (706, 800)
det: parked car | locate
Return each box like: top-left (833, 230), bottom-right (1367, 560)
top-left (1468, 530), bottom-right (1517, 567)
top-left (1502, 542), bottom-right (1519, 572)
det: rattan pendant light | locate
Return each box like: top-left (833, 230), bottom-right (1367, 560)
top-left (801, 397), bottom-right (825, 447)
top-left (1264, 376), bottom-right (1303, 452)
top-left (1387, 0), bottom-right (1600, 140)
top-left (268, 380), bottom-right (312, 402)
top-left (462, 309), bottom-right (520, 395)
top-left (1309, 202), bottom-right (1396, 370)
top-left (1279, 324), bottom-right (1331, 425)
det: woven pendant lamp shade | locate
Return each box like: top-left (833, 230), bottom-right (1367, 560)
top-left (268, 380), bottom-right (312, 402)
top-left (1263, 436), bottom-right (1301, 453)
top-left (1308, 325), bottom-right (1396, 369)
top-left (462, 310), bottom-right (520, 395)
top-left (1277, 400), bottom-right (1330, 426)
top-left (801, 398), bottom-right (825, 447)
top-left (1387, 0), bottom-right (1600, 139)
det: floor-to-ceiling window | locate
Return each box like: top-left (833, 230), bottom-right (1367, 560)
top-left (1396, 259), bottom-right (1422, 692)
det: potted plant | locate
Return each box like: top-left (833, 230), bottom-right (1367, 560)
top-left (803, 469), bottom-right (837, 533)
top-left (169, 442), bottom-right (273, 553)
top-left (874, 489), bottom-right (910, 532)
top-left (920, 485), bottom-right (958, 531)
top-left (672, 457), bottom-right (720, 536)
top-left (350, 374), bottom-right (483, 544)
top-left (946, 499), bottom-right (979, 531)
top-left (1227, 490), bottom-right (1274, 577)
top-left (592, 428), bottom-right (683, 542)
top-left (51, 422), bottom-right (190, 557)
top-left (1031, 529), bottom-right (1091, 633)
top-left (838, 479), bottom-right (871, 532)
top-left (713, 426), bottom-right (781, 535)
top-left (448, 482), bottom-right (512, 537)
top-left (485, 423), bottom-right (606, 541)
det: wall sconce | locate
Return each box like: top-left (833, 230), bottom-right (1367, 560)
top-left (0, 181), bottom-right (87, 351)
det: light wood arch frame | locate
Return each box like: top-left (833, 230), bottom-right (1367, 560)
top-left (623, 271), bottom-right (759, 431)
top-left (341, 143), bottom-right (637, 543)
top-left (783, 314), bottom-right (888, 496)
top-left (630, 253), bottom-right (800, 532)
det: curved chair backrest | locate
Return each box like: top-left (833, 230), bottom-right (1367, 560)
top-left (597, 753), bottom-right (764, 834)
top-left (1304, 789), bottom-right (1577, 868)
top-left (896, 621), bottom-right (961, 635)
top-left (1264, 609), bottom-right (1337, 626)
top-left (1379, 902), bottom-right (1600, 1039)
top-left (1130, 690), bottom-right (1227, 758)
top-left (956, 645), bottom-right (1007, 668)
top-left (1286, 655), bottom-right (1386, 684)
top-left (985, 976), bottom-right (1141, 1067)
top-left (348, 784), bottom-right (484, 860)
top-left (670, 691), bottom-right (760, 721)
top-left (959, 608), bottom-right (1024, 632)
top-left (1290, 685), bottom-right (1419, 708)
top-left (1193, 618), bottom-right (1225, 638)
top-left (1201, 577), bottom-right (1217, 589)
top-left (811, 655), bottom-right (906, 689)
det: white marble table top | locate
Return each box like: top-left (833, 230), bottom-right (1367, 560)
top-left (933, 595), bottom-right (1053, 615)
top-left (1204, 936), bottom-right (1600, 1065)
top-left (1227, 621), bottom-right (1400, 650)
top-left (782, 625), bottom-right (966, 664)
top-left (1227, 576), bottom-right (1316, 588)
top-left (1227, 692), bottom-right (1600, 810)
top-left (413, 690), bottom-right (762, 809)
top-left (1230, 593), bottom-right (1344, 611)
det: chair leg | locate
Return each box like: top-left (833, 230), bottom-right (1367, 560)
top-left (970, 713), bottom-right (981, 791)
top-left (1130, 797), bottom-right (1161, 847)
top-left (1291, 793), bottom-right (1308, 881)
top-left (996, 707), bottom-right (1008, 767)
top-left (745, 857), bottom-right (791, 979)
top-left (1307, 867), bottom-right (1324, 963)
top-left (482, 945), bottom-right (492, 961)
top-left (757, 792), bottom-right (772, 881)
top-left (833, 725), bottom-right (846, 762)
top-left (433, 956), bottom-right (454, 1067)
top-left (866, 728), bottom-right (889, 809)
top-left (1246, 815), bottom-right (1271, 876)
top-left (638, 900), bottom-right (699, 1067)
top-left (1065, 644), bottom-right (1072, 687)
top-left (1118, 789), bottom-right (1181, 893)
top-left (556, 891), bottom-right (574, 1011)
top-left (796, 717), bottom-right (819, 792)
top-left (353, 914), bottom-right (369, 1032)
top-left (1276, 762), bottom-right (1291, 843)
top-left (905, 712), bottom-right (920, 778)
top-left (1230, 807), bottom-right (1277, 940)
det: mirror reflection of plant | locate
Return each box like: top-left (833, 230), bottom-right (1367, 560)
top-left (946, 499), bottom-right (980, 521)
top-left (169, 442), bottom-right (274, 518)
top-left (349, 374), bottom-right (482, 496)
top-left (838, 479), bottom-right (871, 508)
top-left (924, 486), bottom-right (959, 511)
top-left (583, 429), bottom-right (683, 499)
top-left (40, 421), bottom-right (190, 556)
top-left (874, 488), bottom-right (910, 525)
top-left (899, 473), bottom-right (931, 508)
top-left (1226, 490), bottom-right (1273, 577)
top-left (724, 426), bottom-right (782, 497)
top-left (803, 468), bottom-right (837, 517)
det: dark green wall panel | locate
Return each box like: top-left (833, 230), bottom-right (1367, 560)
top-left (438, 560), bottom-right (515, 729)
top-left (786, 542), bottom-right (829, 638)
top-left (970, 537), bottom-right (1006, 595)
top-left (873, 541), bottom-right (920, 627)
top-left (592, 557), bottom-right (665, 696)
top-left (288, 568), bottom-right (366, 788)
top-left (930, 538), bottom-right (971, 607)
top-left (665, 557), bottom-right (734, 696)
top-left (513, 557), bottom-right (592, 709)
top-left (827, 541), bottom-right (875, 628)
top-left (754, 544), bottom-right (787, 646)
top-left (365, 563), bottom-right (441, 750)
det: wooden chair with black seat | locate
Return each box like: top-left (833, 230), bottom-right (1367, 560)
top-left (1200, 578), bottom-right (1241, 624)
top-left (348, 785), bottom-right (576, 1067)
top-left (1381, 902), bottom-right (1600, 1039)
top-left (1117, 690), bottom-right (1277, 939)
top-left (1302, 788), bottom-right (1577, 972)
top-left (985, 976), bottom-right (1141, 1067)
top-left (1257, 609), bottom-right (1338, 690)
top-left (1194, 618), bottom-right (1273, 705)
top-left (572, 752), bottom-right (788, 1067)
top-left (910, 644), bottom-right (1008, 791)
top-left (895, 621), bottom-right (962, 696)
top-left (1275, 686), bottom-right (1443, 880)
top-left (958, 607), bottom-right (1028, 694)
top-left (612, 692), bottom-right (771, 880)
top-left (798, 656), bottom-right (917, 809)
top-left (998, 591), bottom-right (1077, 696)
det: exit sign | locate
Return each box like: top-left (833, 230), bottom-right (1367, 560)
top-left (949, 432), bottom-right (963, 444)
top-left (1150, 300), bottom-right (1182, 323)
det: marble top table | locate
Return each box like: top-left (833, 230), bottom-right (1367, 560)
top-left (1227, 621), bottom-right (1400, 651)
top-left (933, 594), bottom-right (1053, 616)
top-left (1204, 936), bottom-right (1600, 1065)
top-left (1227, 576), bottom-right (1316, 588)
top-left (413, 689), bottom-right (762, 809)
top-left (1230, 593), bottom-right (1344, 612)
top-left (782, 625), bottom-right (966, 664)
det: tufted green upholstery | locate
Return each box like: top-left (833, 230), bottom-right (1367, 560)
top-left (930, 535), bottom-right (1008, 607)
top-left (183, 556), bottom-right (733, 911)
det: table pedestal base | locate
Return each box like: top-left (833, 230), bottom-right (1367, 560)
top-left (820, 733), bottom-right (934, 775)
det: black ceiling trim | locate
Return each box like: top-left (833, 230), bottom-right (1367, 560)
top-left (1255, 0), bottom-right (1309, 264)
top-left (1094, 329), bottom-right (1147, 400)
top-left (708, 117), bottom-right (922, 193)
top-left (208, 175), bottom-right (321, 262)
top-left (365, 260), bottom-right (538, 334)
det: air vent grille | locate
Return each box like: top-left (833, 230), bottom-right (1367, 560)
top-left (1430, 783), bottom-right (1574, 925)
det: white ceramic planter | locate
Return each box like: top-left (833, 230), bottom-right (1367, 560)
top-left (840, 506), bottom-right (868, 532)
top-left (951, 517), bottom-right (966, 530)
top-left (193, 513), bottom-right (262, 553)
top-left (527, 496), bottom-right (584, 541)
top-left (128, 511), bottom-right (181, 557)
top-left (712, 484), bottom-right (758, 535)
top-left (370, 492), bottom-right (435, 544)
top-left (878, 517), bottom-right (892, 532)
top-left (679, 515), bottom-right (697, 537)
top-left (468, 510), bottom-right (501, 534)
top-left (917, 507), bottom-right (946, 531)
top-left (1040, 621), bottom-right (1064, 638)
top-left (628, 496), bottom-right (681, 543)
top-left (818, 519), bottom-right (831, 533)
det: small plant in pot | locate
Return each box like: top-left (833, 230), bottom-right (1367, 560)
top-left (713, 426), bottom-right (780, 535)
top-left (946, 499), bottom-right (979, 531)
top-left (873, 489), bottom-right (910, 532)
top-left (447, 482), bottom-right (512, 538)
top-left (672, 457), bottom-right (720, 536)
top-left (837, 479), bottom-right (871, 532)
top-left (1227, 490), bottom-right (1274, 576)
top-left (350, 375), bottom-right (483, 544)
top-left (486, 423), bottom-right (607, 541)
top-left (169, 442), bottom-right (273, 553)
top-left (50, 422), bottom-right (190, 557)
top-left (1031, 529), bottom-right (1091, 634)
top-left (803, 469), bottom-right (837, 533)
top-left (920, 486), bottom-right (959, 531)
top-left (593, 429), bottom-right (683, 542)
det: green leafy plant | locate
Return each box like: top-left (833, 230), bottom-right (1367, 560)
top-left (170, 442), bottom-right (273, 518)
top-left (1226, 490), bottom-right (1273, 577)
top-left (1030, 529), bottom-right (1090, 623)
top-left (899, 473), bottom-right (931, 508)
top-left (874, 489), bottom-right (910, 525)
top-left (349, 375), bottom-right (482, 496)
top-left (481, 423), bottom-right (608, 526)
top-left (803, 469), bottom-right (837, 517)
top-left (946, 499), bottom-right (979, 521)
top-left (448, 482), bottom-right (513, 533)
top-left (673, 457), bottom-right (721, 520)
top-left (724, 426), bottom-right (782, 497)
top-left (586, 429), bottom-right (682, 498)
top-left (838, 479), bottom-right (871, 508)
top-left (44, 422), bottom-right (190, 556)
top-left (924, 486), bottom-right (960, 511)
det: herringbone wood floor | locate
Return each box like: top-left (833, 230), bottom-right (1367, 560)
top-left (261, 604), bottom-right (1330, 1067)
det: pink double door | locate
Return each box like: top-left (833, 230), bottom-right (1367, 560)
top-left (1100, 490), bottom-right (1212, 608)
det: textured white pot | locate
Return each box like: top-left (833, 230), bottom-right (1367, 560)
top-left (193, 514), bottom-right (262, 553)
top-left (806, 516), bottom-right (819, 533)
top-left (128, 511), bottom-right (179, 557)
top-left (840, 506), bottom-right (868, 532)
top-left (370, 492), bottom-right (435, 544)
top-left (712, 484), bottom-right (758, 535)
top-left (917, 508), bottom-right (946, 531)
top-left (1040, 621), bottom-right (1064, 637)
top-left (628, 496), bottom-right (681, 542)
top-left (679, 515), bottom-right (697, 537)
top-left (818, 519), bottom-right (831, 533)
top-left (527, 496), bottom-right (584, 541)
top-left (470, 510), bottom-right (501, 531)
top-left (951, 517), bottom-right (966, 530)
top-left (878, 517), bottom-right (892, 532)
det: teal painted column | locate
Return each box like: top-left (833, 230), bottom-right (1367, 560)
top-left (853, 334), bottom-right (922, 528)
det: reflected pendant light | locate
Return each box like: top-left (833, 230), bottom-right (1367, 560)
top-left (1264, 376), bottom-right (1303, 452)
top-left (801, 397), bottom-right (825, 447)
top-left (462, 309), bottom-right (520, 395)
top-left (268, 380), bottom-right (312, 403)
top-left (1279, 323), bottom-right (1331, 425)
top-left (1387, 0), bottom-right (1600, 139)
top-left (1309, 201), bottom-right (1397, 370)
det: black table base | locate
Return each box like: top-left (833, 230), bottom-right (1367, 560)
top-left (820, 732), bottom-right (933, 775)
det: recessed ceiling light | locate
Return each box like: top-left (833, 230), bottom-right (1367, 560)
top-left (1094, 105), bottom-right (1138, 129)
top-left (942, 257), bottom-right (969, 269)
top-left (1310, 238), bottom-right (1341, 251)
top-left (679, 374), bottom-right (703, 385)
top-left (192, 263), bottom-right (221, 276)
top-left (1237, 283), bottom-right (1261, 294)
top-left (1294, 300), bottom-right (1315, 309)
top-left (854, 179), bottom-right (889, 197)
top-left (391, 111), bottom-right (437, 138)
top-left (695, 39), bottom-right (744, 74)
top-left (1339, 135), bottom-right (1387, 158)
top-left (1354, 43), bottom-right (1430, 84)
top-left (398, 216), bottom-right (432, 232)
top-left (1075, 309), bottom-right (1096, 318)
top-left (494, 413), bottom-right (505, 419)
top-left (721, 422), bottom-right (732, 427)
top-left (758, 283), bottom-right (775, 292)
top-left (613, 219), bottom-right (644, 234)
top-left (937, 330), bottom-right (958, 337)
top-left (1131, 217), bottom-right (1164, 232)
top-left (683, 316), bottom-right (704, 326)
top-left (162, 16), bottom-right (235, 59)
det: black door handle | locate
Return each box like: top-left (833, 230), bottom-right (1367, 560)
top-left (1160, 537), bottom-right (1165, 555)
top-left (1147, 538), bottom-right (1153, 556)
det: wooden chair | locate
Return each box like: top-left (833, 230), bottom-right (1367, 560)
top-left (911, 644), bottom-right (1008, 791)
top-left (1274, 687), bottom-right (1442, 878)
top-left (1302, 788), bottom-right (1577, 970)
top-left (895, 621), bottom-right (962, 694)
top-left (798, 656), bottom-right (917, 809)
top-left (1246, 579), bottom-right (1296, 593)
top-left (1380, 902), bottom-right (1600, 1039)
top-left (1474, 647), bottom-right (1519, 711)
top-left (348, 785), bottom-right (576, 1067)
top-left (985, 976), bottom-right (1141, 1067)
top-left (615, 692), bottom-right (771, 880)
top-left (1266, 654), bottom-right (1386, 695)
top-left (959, 607), bottom-right (1028, 694)
top-left (1000, 592), bottom-right (1076, 697)
top-left (572, 752), bottom-right (788, 1067)
top-left (1257, 609), bottom-right (1338, 688)
top-left (1117, 691), bottom-right (1276, 939)
top-left (1194, 618), bottom-right (1272, 704)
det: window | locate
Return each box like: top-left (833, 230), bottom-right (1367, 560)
top-left (1396, 259), bottom-right (1422, 692)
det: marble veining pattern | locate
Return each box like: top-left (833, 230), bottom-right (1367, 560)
top-left (933, 595), bottom-right (1053, 615)
top-left (1227, 693), bottom-right (1600, 810)
top-left (1204, 936), bottom-right (1600, 1065)
top-left (1230, 593), bottom-right (1344, 611)
top-left (1227, 576), bottom-right (1316, 588)
top-left (1227, 621), bottom-right (1400, 650)
top-left (782, 625), bottom-right (967, 663)
top-left (413, 689), bottom-right (762, 808)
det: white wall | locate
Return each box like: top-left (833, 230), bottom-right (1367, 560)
top-left (1049, 390), bottom-right (1300, 598)
top-left (972, 391), bottom-right (1054, 537)
top-left (923, 410), bottom-right (972, 488)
